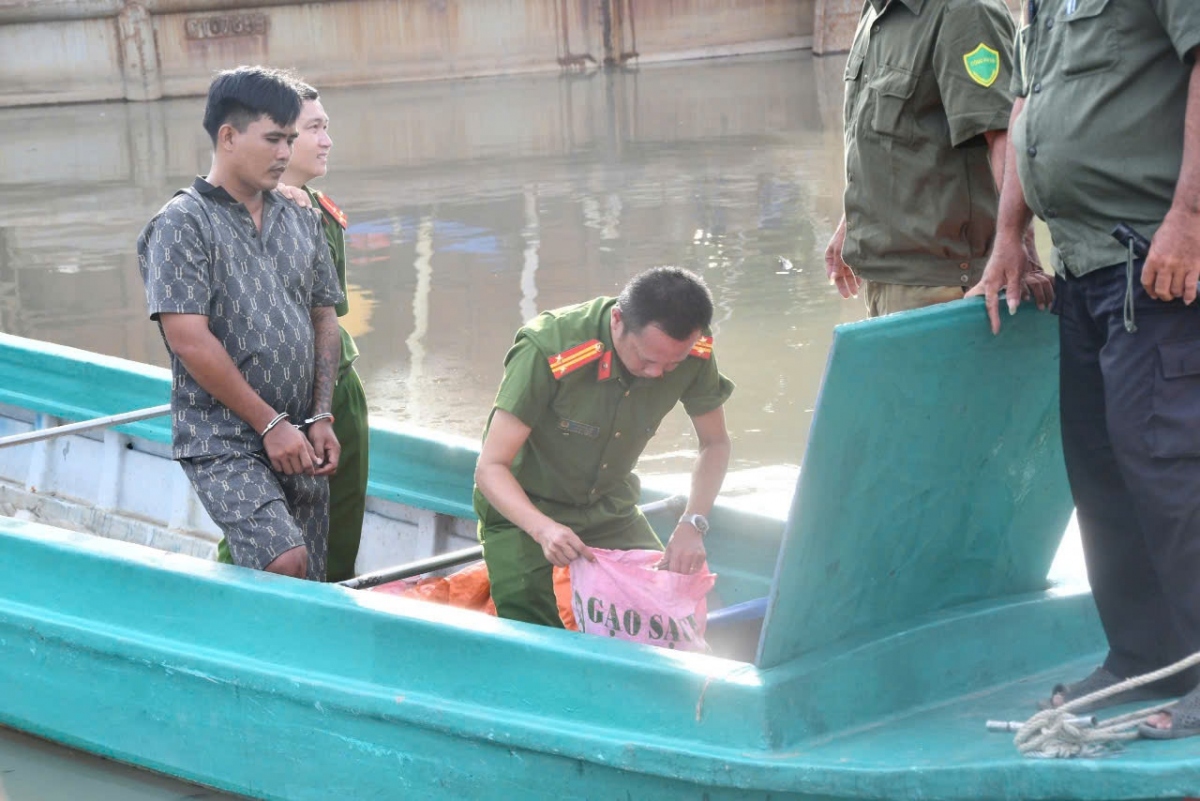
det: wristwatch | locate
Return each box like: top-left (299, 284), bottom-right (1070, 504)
top-left (679, 513), bottom-right (709, 535)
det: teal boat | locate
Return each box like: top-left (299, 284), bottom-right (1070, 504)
top-left (0, 303), bottom-right (1196, 800)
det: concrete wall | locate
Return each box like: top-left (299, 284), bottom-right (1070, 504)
top-left (0, 0), bottom-right (814, 108)
top-left (814, 0), bottom-right (1025, 55)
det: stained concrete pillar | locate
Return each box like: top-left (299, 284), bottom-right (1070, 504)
top-left (117, 2), bottom-right (163, 101)
top-left (813, 0), bottom-right (859, 55)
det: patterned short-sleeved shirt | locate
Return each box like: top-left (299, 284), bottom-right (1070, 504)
top-left (137, 178), bottom-right (343, 459)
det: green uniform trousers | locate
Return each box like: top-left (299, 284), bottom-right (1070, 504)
top-left (481, 512), bottom-right (662, 628)
top-left (216, 366), bottom-right (369, 582)
top-left (325, 367), bottom-right (369, 581)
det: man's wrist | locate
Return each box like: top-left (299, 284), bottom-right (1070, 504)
top-left (993, 228), bottom-right (1026, 253)
top-left (260, 411), bottom-right (289, 438)
top-left (1167, 202), bottom-right (1200, 221)
top-left (297, 412), bottom-right (335, 431)
top-left (678, 513), bottom-right (709, 536)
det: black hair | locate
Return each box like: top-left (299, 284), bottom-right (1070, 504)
top-left (293, 79), bottom-right (320, 102)
top-left (202, 65), bottom-right (302, 144)
top-left (616, 267), bottom-right (713, 340)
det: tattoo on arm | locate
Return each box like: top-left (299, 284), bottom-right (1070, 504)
top-left (311, 306), bottom-right (339, 416)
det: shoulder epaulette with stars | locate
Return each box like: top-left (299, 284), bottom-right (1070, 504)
top-left (314, 190), bottom-right (348, 229)
top-left (548, 339), bottom-right (605, 379)
top-left (690, 335), bottom-right (713, 360)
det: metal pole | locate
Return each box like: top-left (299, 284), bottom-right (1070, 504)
top-left (342, 545), bottom-right (485, 590)
top-left (340, 494), bottom-right (688, 590)
top-left (0, 404), bottom-right (171, 449)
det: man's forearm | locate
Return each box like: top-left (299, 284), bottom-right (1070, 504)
top-left (163, 322), bottom-right (277, 433)
top-left (310, 306), bottom-right (339, 416)
top-left (984, 129), bottom-right (1007, 192)
top-left (684, 437), bottom-right (731, 518)
top-left (475, 463), bottom-right (559, 537)
top-left (994, 99), bottom-right (1034, 245)
top-left (1169, 59), bottom-right (1200, 216)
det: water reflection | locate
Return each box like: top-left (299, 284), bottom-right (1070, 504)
top-left (0, 52), bottom-right (858, 475)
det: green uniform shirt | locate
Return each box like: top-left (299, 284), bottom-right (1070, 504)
top-left (474, 297), bottom-right (734, 536)
top-left (842, 0), bottom-right (1016, 287)
top-left (305, 187), bottom-right (360, 374)
top-left (1012, 0), bottom-right (1200, 277)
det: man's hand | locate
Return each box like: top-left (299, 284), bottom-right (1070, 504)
top-left (263, 423), bottom-right (319, 475)
top-left (1021, 228), bottom-right (1054, 312)
top-left (657, 524), bottom-right (707, 574)
top-left (306, 419), bottom-right (340, 477)
top-left (967, 228), bottom-right (1052, 334)
top-left (825, 220), bottom-right (862, 299)
top-left (968, 238), bottom-right (1024, 334)
top-left (277, 183), bottom-right (313, 209)
top-left (532, 521), bottom-right (594, 567)
top-left (264, 545), bottom-right (308, 578)
top-left (1142, 209), bottom-right (1200, 304)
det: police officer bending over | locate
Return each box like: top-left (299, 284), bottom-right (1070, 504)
top-left (474, 267), bottom-right (734, 628)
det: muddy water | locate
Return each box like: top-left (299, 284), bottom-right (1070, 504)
top-left (0, 52), bottom-right (856, 480)
top-left (0, 50), bottom-right (1088, 796)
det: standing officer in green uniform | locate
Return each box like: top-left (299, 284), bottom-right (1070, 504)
top-left (973, 0), bottom-right (1200, 739)
top-left (474, 267), bottom-right (734, 627)
top-left (216, 80), bottom-right (370, 582)
top-left (825, 0), bottom-right (1051, 316)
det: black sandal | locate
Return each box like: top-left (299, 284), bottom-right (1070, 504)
top-left (1139, 686), bottom-right (1200, 740)
top-left (1039, 666), bottom-right (1177, 713)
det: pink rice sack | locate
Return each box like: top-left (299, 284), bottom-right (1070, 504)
top-left (569, 547), bottom-right (716, 652)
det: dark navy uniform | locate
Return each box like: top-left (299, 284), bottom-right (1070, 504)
top-left (1015, 0), bottom-right (1200, 689)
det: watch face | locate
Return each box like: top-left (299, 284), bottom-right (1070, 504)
top-left (691, 514), bottom-right (709, 534)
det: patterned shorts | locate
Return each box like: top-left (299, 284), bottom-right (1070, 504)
top-left (181, 452), bottom-right (329, 581)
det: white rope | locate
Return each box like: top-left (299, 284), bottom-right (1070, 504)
top-left (1011, 650), bottom-right (1200, 758)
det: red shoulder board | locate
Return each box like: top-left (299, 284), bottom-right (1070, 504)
top-left (596, 350), bottom-right (613, 381)
top-left (548, 339), bottom-right (605, 379)
top-left (690, 335), bottom-right (713, 360)
top-left (314, 191), bottom-right (348, 229)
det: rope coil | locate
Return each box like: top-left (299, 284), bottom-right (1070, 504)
top-left (1010, 650), bottom-right (1200, 758)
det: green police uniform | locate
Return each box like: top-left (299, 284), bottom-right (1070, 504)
top-left (1011, 0), bottom-right (1200, 276)
top-left (475, 297), bottom-right (734, 627)
top-left (217, 188), bottom-right (369, 582)
top-left (842, 0), bottom-right (1016, 297)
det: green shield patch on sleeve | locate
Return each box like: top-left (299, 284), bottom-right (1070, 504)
top-left (963, 43), bottom-right (1000, 88)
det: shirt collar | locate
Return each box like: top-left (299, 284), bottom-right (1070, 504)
top-left (867, 0), bottom-right (923, 14)
top-left (597, 300), bottom-right (628, 384)
top-left (192, 176), bottom-right (277, 208)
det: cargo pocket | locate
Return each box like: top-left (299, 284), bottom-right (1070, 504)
top-left (1059, 0), bottom-right (1118, 79)
top-left (1149, 339), bottom-right (1200, 458)
top-left (869, 68), bottom-right (917, 144)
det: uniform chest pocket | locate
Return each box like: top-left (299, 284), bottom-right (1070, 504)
top-left (869, 68), bottom-right (918, 144)
top-left (1059, 0), bottom-right (1119, 79)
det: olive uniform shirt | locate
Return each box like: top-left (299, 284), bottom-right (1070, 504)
top-left (304, 187), bottom-right (360, 376)
top-left (1012, 0), bottom-right (1200, 277)
top-left (842, 0), bottom-right (1017, 288)
top-left (473, 297), bottom-right (734, 539)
